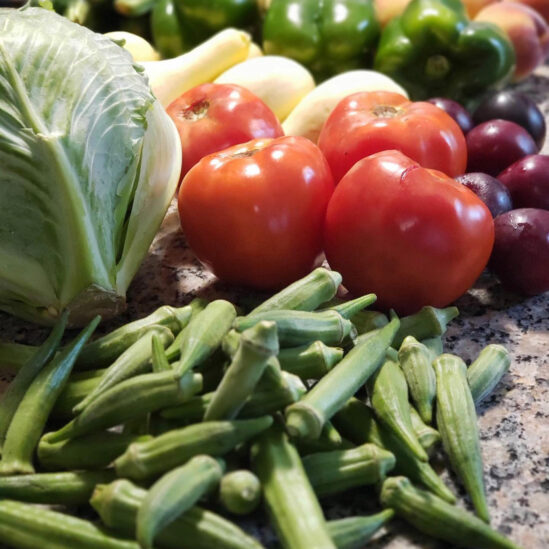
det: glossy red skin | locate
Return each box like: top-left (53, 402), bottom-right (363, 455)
top-left (490, 208), bottom-right (549, 295)
top-left (513, 0), bottom-right (549, 22)
top-left (178, 137), bottom-right (334, 290)
top-left (427, 97), bottom-right (475, 134)
top-left (318, 91), bottom-right (467, 184)
top-left (498, 154), bottom-right (549, 210)
top-left (167, 83), bottom-right (284, 181)
top-left (323, 150), bottom-right (494, 315)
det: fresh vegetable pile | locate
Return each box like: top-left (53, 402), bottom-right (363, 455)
top-left (0, 268), bottom-right (520, 548)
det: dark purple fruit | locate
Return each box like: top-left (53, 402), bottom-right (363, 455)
top-left (427, 97), bottom-right (474, 134)
top-left (489, 208), bottom-right (549, 296)
top-left (456, 173), bottom-right (513, 217)
top-left (498, 155), bottom-right (549, 211)
top-left (466, 120), bottom-right (538, 177)
top-left (472, 91), bottom-right (546, 149)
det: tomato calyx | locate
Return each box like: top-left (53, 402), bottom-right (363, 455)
top-left (182, 99), bottom-right (210, 121)
top-left (371, 104), bottom-right (400, 118)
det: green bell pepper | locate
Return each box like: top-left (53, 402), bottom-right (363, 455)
top-left (151, 0), bottom-right (187, 58)
top-left (262, 0), bottom-right (380, 81)
top-left (374, 0), bottom-right (515, 102)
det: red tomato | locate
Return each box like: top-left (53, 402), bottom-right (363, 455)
top-left (167, 83), bottom-right (284, 181)
top-left (317, 91), bottom-right (467, 183)
top-left (178, 136), bottom-right (334, 289)
top-left (323, 150), bottom-right (494, 314)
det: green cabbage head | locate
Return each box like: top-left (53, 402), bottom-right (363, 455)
top-left (0, 7), bottom-right (181, 325)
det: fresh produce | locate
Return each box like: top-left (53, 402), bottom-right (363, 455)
top-left (475, 1), bottom-right (549, 81)
top-left (466, 119), bottom-right (538, 176)
top-left (105, 30), bottom-right (160, 60)
top-left (489, 208), bottom-right (549, 295)
top-left (472, 91), bottom-right (546, 148)
top-left (150, 0), bottom-right (185, 58)
top-left (498, 155), bottom-right (549, 210)
top-left (467, 344), bottom-right (511, 405)
top-left (374, 0), bottom-right (515, 102)
top-left (218, 470), bottom-right (262, 515)
top-left (277, 341), bottom-right (344, 380)
top-left (374, 0), bottom-right (412, 27)
top-left (262, 0), bottom-right (380, 81)
top-left (178, 136), bottom-right (334, 289)
top-left (215, 56), bottom-right (315, 121)
top-left (282, 70), bottom-right (408, 143)
top-left (462, 0), bottom-right (498, 18)
top-left (0, 7), bottom-right (181, 326)
top-left (323, 150), bottom-right (494, 314)
top-left (513, 0), bottom-right (549, 21)
top-left (167, 83), bottom-right (283, 181)
top-left (317, 91), bottom-right (467, 183)
top-left (409, 407), bottom-right (441, 455)
top-left (427, 97), bottom-right (474, 134)
top-left (456, 173), bottom-right (513, 217)
top-left (327, 511), bottom-right (395, 549)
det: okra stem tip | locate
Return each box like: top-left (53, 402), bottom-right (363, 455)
top-left (285, 403), bottom-right (324, 440)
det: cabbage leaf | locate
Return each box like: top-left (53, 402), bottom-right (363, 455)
top-left (0, 7), bottom-right (181, 325)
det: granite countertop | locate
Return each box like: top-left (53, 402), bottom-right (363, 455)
top-left (0, 70), bottom-right (548, 548)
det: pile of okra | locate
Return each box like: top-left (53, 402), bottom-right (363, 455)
top-left (0, 267), bottom-right (520, 549)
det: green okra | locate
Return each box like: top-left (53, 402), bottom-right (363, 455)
top-left (175, 300), bottom-right (237, 377)
top-left (0, 499), bottom-right (140, 549)
top-left (392, 306), bottom-right (459, 349)
top-left (248, 267), bottom-right (342, 316)
top-left (368, 358), bottom-right (428, 462)
top-left (285, 315), bottom-right (400, 440)
top-left (235, 309), bottom-right (353, 348)
top-left (295, 421), bottom-right (353, 456)
top-left (0, 469), bottom-right (116, 505)
top-left (398, 335), bottom-right (437, 425)
top-left (409, 406), bottom-right (441, 455)
top-left (219, 470), bottom-right (262, 515)
top-left (90, 479), bottom-right (265, 549)
top-left (76, 304), bottom-right (192, 370)
top-left (43, 370), bottom-right (202, 443)
top-left (205, 321), bottom-right (279, 420)
top-left (350, 310), bottom-right (388, 336)
top-left (380, 477), bottom-right (521, 549)
top-left (434, 354), bottom-right (489, 522)
top-left (161, 371), bottom-right (306, 422)
top-left (323, 293), bottom-right (377, 319)
top-left (73, 325), bottom-right (174, 414)
top-left (326, 510), bottom-right (395, 549)
top-left (251, 425), bottom-right (336, 549)
top-left (467, 344), bottom-right (511, 406)
top-left (0, 311), bottom-right (68, 454)
top-left (332, 398), bottom-right (456, 503)
top-left (137, 455), bottom-right (225, 549)
top-left (0, 316), bottom-right (100, 475)
top-left (420, 336), bottom-right (444, 358)
top-left (51, 370), bottom-right (104, 419)
top-left (151, 332), bottom-right (172, 373)
top-left (37, 432), bottom-right (151, 471)
top-left (115, 416), bottom-right (273, 480)
top-left (303, 443), bottom-right (395, 498)
top-left (0, 341), bottom-right (36, 375)
top-left (278, 341), bottom-right (344, 380)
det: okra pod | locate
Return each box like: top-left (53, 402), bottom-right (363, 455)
top-left (219, 470), bottom-right (262, 515)
top-left (151, 333), bottom-right (172, 372)
top-left (251, 425), bottom-right (336, 549)
top-left (115, 416), bottom-right (273, 480)
top-left (398, 335), bottom-right (437, 424)
top-left (205, 321), bottom-right (279, 420)
top-left (295, 421), bottom-right (352, 456)
top-left (235, 309), bottom-right (353, 347)
top-left (323, 293), bottom-right (377, 319)
top-left (332, 398), bottom-right (456, 503)
top-left (137, 455), bottom-right (224, 549)
top-left (420, 336), bottom-right (444, 358)
top-left (51, 370), bottom-right (105, 419)
top-left (409, 406), bottom-right (441, 455)
top-left (368, 358), bottom-right (428, 462)
top-left (350, 310), bottom-right (388, 336)
top-left (0, 316), bottom-right (100, 474)
top-left (161, 371), bottom-right (306, 422)
top-left (467, 344), bottom-right (511, 406)
top-left (73, 325), bottom-right (174, 414)
top-left (175, 300), bottom-right (237, 377)
top-left (248, 267), bottom-right (342, 316)
top-left (37, 432), bottom-right (152, 471)
top-left (392, 306), bottom-right (459, 349)
top-left (278, 341), bottom-right (344, 380)
top-left (0, 499), bottom-right (139, 549)
top-left (434, 354), bottom-right (489, 522)
top-left (0, 342), bottom-right (36, 374)
top-left (0, 469), bottom-right (116, 505)
top-left (0, 312), bottom-right (67, 453)
top-left (380, 476), bottom-right (521, 549)
top-left (91, 479), bottom-right (265, 549)
top-left (285, 315), bottom-right (400, 440)
top-left (326, 510), bottom-right (394, 549)
top-left (44, 370), bottom-right (202, 443)
top-left (303, 443), bottom-right (395, 498)
top-left (76, 304), bottom-right (192, 370)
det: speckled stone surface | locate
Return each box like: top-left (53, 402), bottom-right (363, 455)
top-left (1, 70), bottom-right (548, 548)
